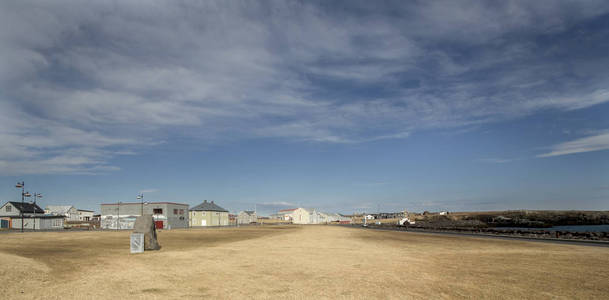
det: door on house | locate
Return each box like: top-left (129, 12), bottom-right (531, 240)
top-left (201, 219), bottom-right (206, 226)
top-left (154, 221), bottom-right (164, 229)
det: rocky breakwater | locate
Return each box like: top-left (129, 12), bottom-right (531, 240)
top-left (387, 224), bottom-right (609, 242)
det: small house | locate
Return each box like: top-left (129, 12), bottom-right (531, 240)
top-left (237, 211), bottom-right (257, 224)
top-left (189, 200), bottom-right (229, 227)
top-left (45, 205), bottom-right (80, 221)
top-left (0, 201), bottom-right (64, 230)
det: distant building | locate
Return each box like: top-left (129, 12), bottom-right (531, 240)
top-left (189, 200), bottom-right (229, 227)
top-left (308, 209), bottom-right (325, 224)
top-left (100, 202), bottom-right (189, 230)
top-left (237, 211), bottom-right (257, 224)
top-left (273, 208), bottom-right (351, 224)
top-left (325, 213), bottom-right (351, 223)
top-left (287, 208), bottom-right (311, 224)
top-left (45, 205), bottom-right (80, 221)
top-left (77, 209), bottom-right (95, 221)
top-left (270, 208), bottom-right (296, 221)
top-left (0, 201), bottom-right (64, 230)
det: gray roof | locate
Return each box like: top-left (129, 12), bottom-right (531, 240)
top-left (45, 205), bottom-right (75, 215)
top-left (240, 210), bottom-right (255, 215)
top-left (189, 200), bottom-right (228, 212)
top-left (7, 201), bottom-right (44, 214)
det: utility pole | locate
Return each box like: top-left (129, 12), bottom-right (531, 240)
top-left (16, 182), bottom-right (24, 232)
top-left (33, 193), bottom-right (42, 230)
top-left (116, 201), bottom-right (120, 231)
top-left (137, 194), bottom-right (144, 216)
top-left (33, 192), bottom-right (35, 230)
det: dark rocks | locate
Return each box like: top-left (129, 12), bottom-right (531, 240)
top-left (133, 215), bottom-right (161, 250)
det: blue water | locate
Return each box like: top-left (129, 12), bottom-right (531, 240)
top-left (495, 225), bottom-right (609, 232)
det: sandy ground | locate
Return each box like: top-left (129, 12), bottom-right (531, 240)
top-left (1, 225), bottom-right (608, 299)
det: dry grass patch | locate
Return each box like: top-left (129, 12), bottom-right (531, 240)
top-left (0, 225), bottom-right (607, 299)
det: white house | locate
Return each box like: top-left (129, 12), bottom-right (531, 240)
top-left (290, 208), bottom-right (311, 224)
top-left (77, 209), bottom-right (95, 221)
top-left (308, 210), bottom-right (326, 224)
top-left (0, 201), bottom-right (64, 230)
top-left (237, 210), bottom-right (257, 224)
top-left (45, 205), bottom-right (80, 221)
top-left (274, 208), bottom-right (351, 224)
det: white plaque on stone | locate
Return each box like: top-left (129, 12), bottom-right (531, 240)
top-left (130, 233), bottom-right (144, 253)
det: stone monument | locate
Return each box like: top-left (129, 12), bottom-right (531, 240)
top-left (133, 214), bottom-right (161, 250)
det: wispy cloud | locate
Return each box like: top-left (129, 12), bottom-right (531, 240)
top-left (538, 131), bottom-right (609, 157)
top-left (259, 201), bottom-right (297, 207)
top-left (2, 1), bottom-right (609, 174)
top-left (358, 181), bottom-right (391, 187)
top-left (477, 158), bottom-right (518, 164)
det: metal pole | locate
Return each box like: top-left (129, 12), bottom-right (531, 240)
top-left (21, 183), bottom-right (24, 232)
top-left (33, 192), bottom-right (36, 231)
top-left (117, 202), bottom-right (120, 231)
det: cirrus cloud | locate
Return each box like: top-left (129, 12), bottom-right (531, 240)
top-left (2, 1), bottom-right (609, 174)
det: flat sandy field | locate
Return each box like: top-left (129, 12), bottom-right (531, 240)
top-left (1, 226), bottom-right (608, 299)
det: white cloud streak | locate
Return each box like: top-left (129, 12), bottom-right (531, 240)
top-left (1, 1), bottom-right (609, 174)
top-left (538, 131), bottom-right (609, 157)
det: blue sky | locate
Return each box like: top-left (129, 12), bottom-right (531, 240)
top-left (0, 1), bottom-right (608, 215)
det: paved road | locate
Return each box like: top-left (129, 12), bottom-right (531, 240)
top-left (344, 225), bottom-right (609, 248)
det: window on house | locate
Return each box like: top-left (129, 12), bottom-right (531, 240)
top-left (179, 209), bottom-right (184, 215)
top-left (173, 209), bottom-right (178, 215)
top-left (153, 208), bottom-right (163, 215)
top-left (6, 206), bottom-right (11, 212)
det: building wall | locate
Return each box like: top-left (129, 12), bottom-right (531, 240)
top-left (10, 217), bottom-right (64, 230)
top-left (0, 203), bottom-right (20, 217)
top-left (237, 212), bottom-right (257, 224)
top-left (100, 203), bottom-right (188, 229)
top-left (189, 210), bottom-right (229, 226)
top-left (309, 211), bottom-right (329, 224)
top-left (77, 210), bottom-right (95, 221)
top-left (291, 208), bottom-right (310, 224)
top-left (66, 207), bottom-right (80, 221)
top-left (164, 203), bottom-right (189, 229)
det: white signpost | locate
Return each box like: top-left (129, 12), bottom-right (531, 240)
top-left (130, 233), bottom-right (144, 254)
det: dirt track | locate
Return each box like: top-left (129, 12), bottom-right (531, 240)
top-left (1, 225), bottom-right (608, 299)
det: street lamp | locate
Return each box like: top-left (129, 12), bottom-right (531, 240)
top-left (22, 191), bottom-right (32, 231)
top-left (33, 193), bottom-right (42, 231)
top-left (137, 194), bottom-right (144, 216)
top-left (15, 182), bottom-right (25, 232)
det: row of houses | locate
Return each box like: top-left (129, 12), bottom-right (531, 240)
top-left (0, 202), bottom-right (97, 230)
top-left (100, 200), bottom-right (259, 229)
top-left (270, 208), bottom-right (351, 224)
top-left (2, 197), bottom-right (264, 230)
top-left (2, 200), bottom-right (354, 230)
